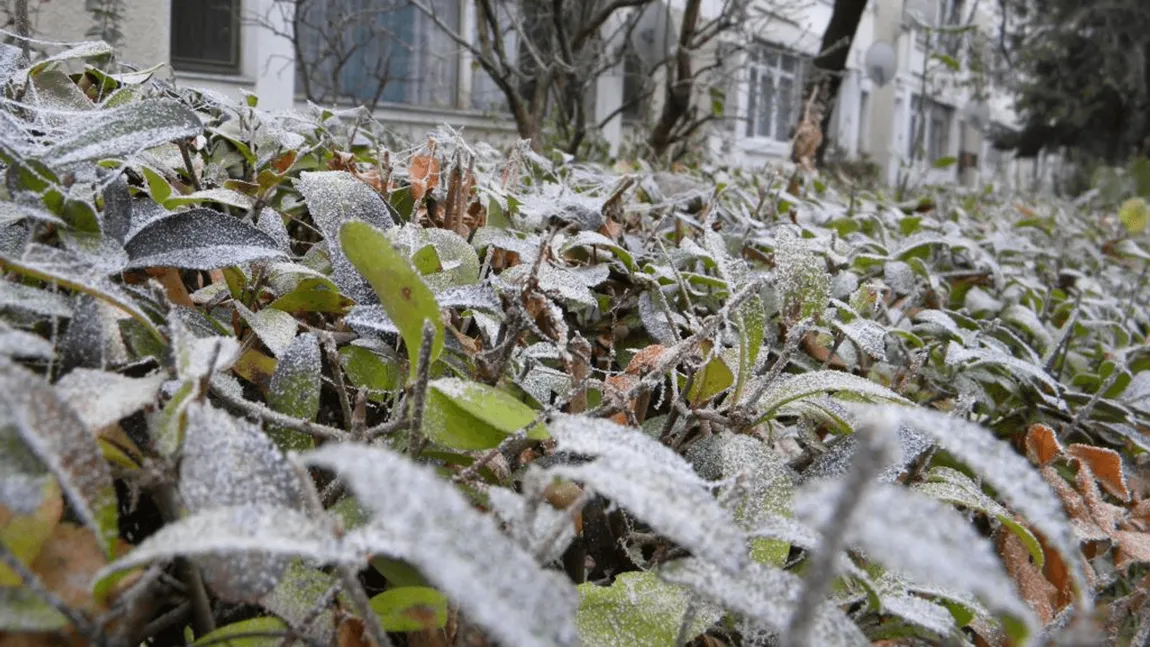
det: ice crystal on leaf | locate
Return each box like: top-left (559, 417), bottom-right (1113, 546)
top-left (300, 443), bottom-right (580, 647)
top-left (661, 558), bottom-right (868, 647)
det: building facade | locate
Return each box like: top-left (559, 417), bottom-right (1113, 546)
top-left (28, 0), bottom-right (1045, 189)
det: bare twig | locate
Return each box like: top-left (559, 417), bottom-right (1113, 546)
top-left (407, 321), bottom-right (436, 459)
top-left (210, 378), bottom-right (350, 441)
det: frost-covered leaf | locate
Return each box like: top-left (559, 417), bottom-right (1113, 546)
top-left (45, 98), bottom-right (201, 166)
top-left (235, 302), bottom-right (298, 358)
top-left (915, 466), bottom-right (1045, 567)
top-left (58, 295), bottom-right (128, 372)
top-left (259, 561), bottom-right (338, 644)
top-left (0, 281), bottom-right (73, 318)
top-left (300, 443), bottom-right (579, 647)
top-left (687, 432), bottom-right (794, 566)
top-left (266, 333), bottom-right (321, 451)
top-left (946, 341), bottom-right (1061, 401)
top-left (0, 244), bottom-right (163, 341)
top-left (545, 455), bottom-right (747, 574)
top-left (0, 358), bottom-right (117, 554)
top-left (853, 404), bottom-right (1090, 607)
top-left (164, 188), bottom-right (256, 210)
top-left (801, 423), bottom-right (933, 484)
top-left (874, 572), bottom-right (960, 637)
top-left (486, 485), bottom-right (576, 563)
top-left (833, 319), bottom-right (888, 361)
top-left (774, 230), bottom-right (830, 324)
top-left (180, 401), bottom-right (302, 601)
top-left (191, 617), bottom-right (287, 647)
top-left (94, 505), bottom-right (347, 597)
top-left (754, 371), bottom-right (910, 422)
top-left (500, 262), bottom-right (599, 307)
top-left (340, 220), bottom-right (443, 380)
top-left (423, 378), bottom-right (548, 450)
top-left (576, 571), bottom-right (721, 647)
top-left (295, 171), bottom-right (395, 301)
top-left (795, 479), bottom-right (1035, 636)
top-left (124, 208), bottom-right (286, 270)
top-left (660, 558), bottom-right (868, 646)
top-left (54, 368), bottom-right (165, 431)
top-left (547, 414), bottom-right (702, 482)
top-left (0, 587), bottom-right (69, 632)
top-left (0, 323), bottom-right (54, 360)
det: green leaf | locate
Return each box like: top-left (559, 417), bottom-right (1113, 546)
top-left (192, 617), bottom-right (287, 646)
top-left (0, 587), bottom-right (69, 632)
top-left (931, 52), bottom-right (961, 71)
top-left (0, 359), bottom-right (118, 555)
top-left (576, 571), bottom-right (720, 647)
top-left (932, 156), bottom-right (958, 169)
top-left (370, 586), bottom-right (449, 632)
top-left (339, 220), bottom-right (443, 381)
top-left (423, 378), bottom-right (548, 450)
top-left (266, 333), bottom-right (321, 452)
top-left (340, 344), bottom-right (402, 402)
top-left (1119, 197), bottom-right (1148, 235)
top-left (140, 166), bottom-right (172, 204)
top-left (688, 352), bottom-right (735, 406)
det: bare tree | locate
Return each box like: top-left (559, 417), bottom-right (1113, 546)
top-left (408, 0), bottom-right (655, 153)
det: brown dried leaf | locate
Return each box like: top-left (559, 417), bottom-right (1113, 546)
top-left (31, 523), bottom-right (108, 613)
top-left (1066, 444), bottom-right (1131, 501)
top-left (1073, 462), bottom-right (1123, 537)
top-left (1025, 423), bottom-right (1062, 466)
top-left (145, 267), bottom-right (193, 308)
top-left (605, 373), bottom-right (639, 426)
top-left (997, 527), bottom-right (1058, 625)
top-left (624, 344), bottom-right (668, 376)
top-left (410, 155), bottom-right (440, 203)
top-left (1114, 530), bottom-right (1150, 569)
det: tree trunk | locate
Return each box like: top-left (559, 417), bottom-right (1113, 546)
top-left (648, 0), bottom-right (702, 158)
top-left (802, 0), bottom-right (869, 167)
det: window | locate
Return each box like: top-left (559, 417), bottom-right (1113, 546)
top-left (171, 0), bottom-right (241, 74)
top-left (914, 0), bottom-right (963, 49)
top-left (295, 0), bottom-right (460, 108)
top-left (857, 90), bottom-right (870, 154)
top-left (909, 94), bottom-right (955, 161)
top-left (745, 44), bottom-right (806, 142)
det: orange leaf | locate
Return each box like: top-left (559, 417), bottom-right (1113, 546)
top-left (1024, 423), bottom-right (1062, 466)
top-left (1114, 530), bottom-right (1150, 569)
top-left (1066, 444), bottom-right (1131, 501)
top-left (997, 528), bottom-right (1058, 624)
top-left (409, 155), bottom-right (440, 203)
top-left (624, 344), bottom-right (668, 376)
top-left (272, 149), bottom-right (298, 174)
top-left (605, 373), bottom-right (640, 425)
top-left (145, 267), bottom-right (194, 308)
top-left (31, 523), bottom-right (108, 613)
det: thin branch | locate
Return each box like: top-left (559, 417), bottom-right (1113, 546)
top-left (211, 378), bottom-right (350, 441)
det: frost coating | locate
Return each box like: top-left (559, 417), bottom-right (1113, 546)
top-left (486, 486), bottom-right (575, 563)
top-left (180, 401), bottom-right (302, 601)
top-left (55, 368), bottom-right (166, 431)
top-left (548, 414), bottom-right (705, 483)
top-left (44, 98), bottom-right (202, 166)
top-left (96, 505), bottom-right (349, 583)
top-left (754, 370), bottom-right (910, 420)
top-left (302, 443), bottom-right (579, 647)
top-left (123, 208), bottom-right (286, 270)
top-left (235, 302), bottom-right (299, 358)
top-left (0, 358), bottom-right (118, 552)
top-left (854, 404), bottom-right (1091, 609)
top-left (660, 558), bottom-right (868, 647)
top-left (295, 171), bottom-right (395, 302)
top-left (795, 479), bottom-right (1033, 625)
top-left (547, 456), bottom-right (748, 574)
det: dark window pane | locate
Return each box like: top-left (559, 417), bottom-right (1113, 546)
top-left (171, 0), bottom-right (240, 73)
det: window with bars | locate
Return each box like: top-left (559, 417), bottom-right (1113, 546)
top-left (914, 0), bottom-right (964, 51)
top-left (745, 44), bottom-right (806, 143)
top-left (294, 0), bottom-right (460, 108)
top-left (171, 0), bottom-right (241, 74)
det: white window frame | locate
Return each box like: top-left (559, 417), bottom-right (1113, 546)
top-left (744, 43), bottom-right (806, 144)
